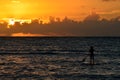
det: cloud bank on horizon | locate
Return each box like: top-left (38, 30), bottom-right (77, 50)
top-left (0, 13), bottom-right (120, 36)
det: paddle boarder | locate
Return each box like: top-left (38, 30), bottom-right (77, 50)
top-left (89, 46), bottom-right (95, 65)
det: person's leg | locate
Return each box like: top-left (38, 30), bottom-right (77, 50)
top-left (92, 55), bottom-right (94, 64)
top-left (90, 56), bottom-right (92, 64)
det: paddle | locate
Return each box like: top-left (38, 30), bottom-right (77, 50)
top-left (82, 54), bottom-right (89, 62)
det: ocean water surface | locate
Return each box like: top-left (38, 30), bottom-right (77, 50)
top-left (0, 37), bottom-right (119, 80)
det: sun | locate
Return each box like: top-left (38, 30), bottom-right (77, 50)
top-left (7, 19), bottom-right (15, 28)
top-left (9, 19), bottom-right (15, 25)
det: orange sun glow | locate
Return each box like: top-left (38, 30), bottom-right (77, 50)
top-left (9, 19), bottom-right (15, 25)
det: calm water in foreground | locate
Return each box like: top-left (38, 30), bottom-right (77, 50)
top-left (0, 37), bottom-right (119, 80)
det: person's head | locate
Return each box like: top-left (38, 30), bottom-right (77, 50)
top-left (90, 46), bottom-right (93, 49)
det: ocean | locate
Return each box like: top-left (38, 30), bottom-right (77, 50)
top-left (0, 37), bottom-right (119, 80)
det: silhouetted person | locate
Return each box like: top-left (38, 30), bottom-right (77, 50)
top-left (89, 46), bottom-right (95, 65)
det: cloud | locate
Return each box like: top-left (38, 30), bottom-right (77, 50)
top-left (0, 34), bottom-right (7, 36)
top-left (102, 0), bottom-right (118, 2)
top-left (11, 32), bottom-right (73, 37)
top-left (84, 12), bottom-right (100, 21)
top-left (0, 15), bottom-right (120, 36)
top-left (11, 33), bottom-right (46, 37)
top-left (99, 10), bottom-right (120, 15)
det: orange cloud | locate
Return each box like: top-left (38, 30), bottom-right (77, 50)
top-left (0, 34), bottom-right (7, 36)
top-left (0, 14), bottom-right (120, 37)
top-left (102, 0), bottom-right (118, 1)
top-left (99, 10), bottom-right (120, 15)
top-left (11, 32), bottom-right (74, 37)
top-left (11, 33), bottom-right (46, 37)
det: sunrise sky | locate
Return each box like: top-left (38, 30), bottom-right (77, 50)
top-left (0, 0), bottom-right (120, 20)
top-left (0, 0), bottom-right (120, 36)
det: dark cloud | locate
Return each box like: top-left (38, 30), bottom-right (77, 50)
top-left (0, 14), bottom-right (120, 36)
top-left (84, 12), bottom-right (100, 21)
top-left (102, 0), bottom-right (118, 2)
